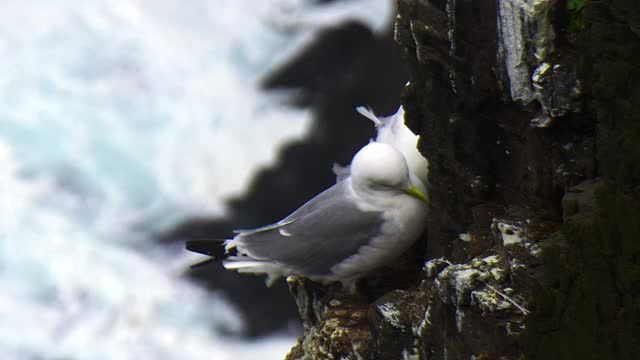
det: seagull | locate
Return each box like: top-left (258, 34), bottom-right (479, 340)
top-left (334, 106), bottom-right (428, 193)
top-left (356, 106), bottom-right (428, 186)
top-left (186, 142), bottom-right (429, 292)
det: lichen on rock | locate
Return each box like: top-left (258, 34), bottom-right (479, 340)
top-left (285, 277), bottom-right (372, 360)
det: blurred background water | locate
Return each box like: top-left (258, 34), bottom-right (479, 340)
top-left (0, 0), bottom-right (396, 359)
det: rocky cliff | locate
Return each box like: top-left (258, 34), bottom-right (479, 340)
top-left (286, 0), bottom-right (640, 359)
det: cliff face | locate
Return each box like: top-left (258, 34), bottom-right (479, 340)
top-left (287, 0), bottom-right (640, 359)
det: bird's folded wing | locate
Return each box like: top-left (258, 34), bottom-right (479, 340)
top-left (234, 181), bottom-right (384, 277)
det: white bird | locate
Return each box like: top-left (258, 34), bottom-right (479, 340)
top-left (356, 106), bottom-right (428, 186)
top-left (334, 106), bottom-right (429, 193)
top-left (187, 142), bottom-right (429, 292)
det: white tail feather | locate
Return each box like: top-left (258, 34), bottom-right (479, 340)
top-left (223, 256), bottom-right (287, 287)
top-left (356, 106), bottom-right (383, 126)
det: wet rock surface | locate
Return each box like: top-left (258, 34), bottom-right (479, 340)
top-left (287, 0), bottom-right (639, 359)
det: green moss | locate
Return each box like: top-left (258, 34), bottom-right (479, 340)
top-left (566, 0), bottom-right (586, 32)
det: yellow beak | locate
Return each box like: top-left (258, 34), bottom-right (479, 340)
top-left (403, 185), bottom-right (430, 205)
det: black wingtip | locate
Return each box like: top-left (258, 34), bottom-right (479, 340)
top-left (185, 239), bottom-right (225, 257)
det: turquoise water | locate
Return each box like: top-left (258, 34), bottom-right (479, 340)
top-left (0, 0), bottom-right (391, 358)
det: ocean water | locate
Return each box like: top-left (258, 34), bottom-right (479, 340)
top-left (0, 0), bottom-right (392, 359)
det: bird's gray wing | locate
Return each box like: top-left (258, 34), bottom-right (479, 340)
top-left (233, 180), bottom-right (346, 235)
top-left (235, 181), bottom-right (384, 277)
